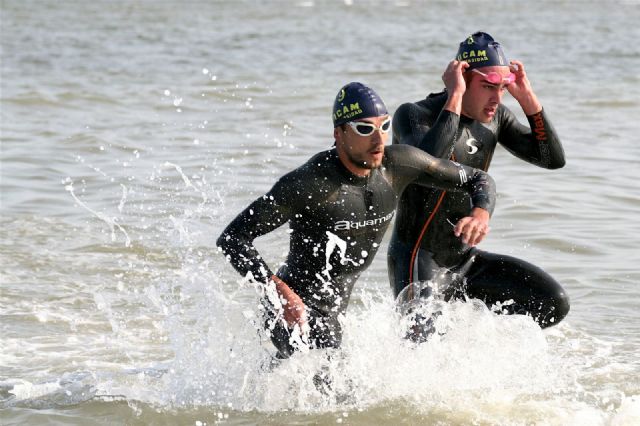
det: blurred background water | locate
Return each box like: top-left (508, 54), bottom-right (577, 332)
top-left (2, 0), bottom-right (640, 424)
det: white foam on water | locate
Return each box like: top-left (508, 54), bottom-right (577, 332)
top-left (73, 262), bottom-right (622, 422)
top-left (2, 264), bottom-right (637, 424)
top-left (1, 176), bottom-right (634, 425)
top-left (2, 209), bottom-right (637, 423)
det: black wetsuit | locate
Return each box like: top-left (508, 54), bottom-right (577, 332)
top-left (388, 91), bottom-right (569, 327)
top-left (218, 145), bottom-right (495, 357)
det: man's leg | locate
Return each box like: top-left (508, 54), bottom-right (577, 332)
top-left (387, 237), bottom-right (415, 298)
top-left (269, 321), bottom-right (296, 360)
top-left (388, 237), bottom-right (445, 298)
top-left (456, 249), bottom-right (570, 328)
top-left (389, 242), bottom-right (451, 342)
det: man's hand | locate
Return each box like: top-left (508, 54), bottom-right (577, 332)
top-left (442, 60), bottom-right (469, 115)
top-left (271, 275), bottom-right (307, 328)
top-left (507, 60), bottom-right (542, 115)
top-left (454, 207), bottom-right (490, 246)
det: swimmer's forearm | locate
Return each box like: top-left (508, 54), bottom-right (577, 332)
top-left (517, 91), bottom-right (542, 116)
top-left (442, 59), bottom-right (466, 116)
top-left (508, 60), bottom-right (542, 115)
top-left (444, 90), bottom-right (463, 116)
top-left (468, 170), bottom-right (496, 215)
top-left (272, 275), bottom-right (307, 328)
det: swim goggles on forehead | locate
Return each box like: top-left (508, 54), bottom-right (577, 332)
top-left (346, 117), bottom-right (391, 136)
top-left (472, 69), bottom-right (516, 85)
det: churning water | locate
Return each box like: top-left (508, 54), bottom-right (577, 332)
top-left (2, 0), bottom-right (640, 424)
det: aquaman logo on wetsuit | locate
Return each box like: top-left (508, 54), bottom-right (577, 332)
top-left (334, 211), bottom-right (395, 231)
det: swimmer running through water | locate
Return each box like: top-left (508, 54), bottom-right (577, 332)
top-left (217, 82), bottom-right (496, 358)
top-left (388, 31), bottom-right (569, 330)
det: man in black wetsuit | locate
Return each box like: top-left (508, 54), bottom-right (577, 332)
top-left (388, 31), bottom-right (570, 328)
top-left (217, 82), bottom-right (496, 358)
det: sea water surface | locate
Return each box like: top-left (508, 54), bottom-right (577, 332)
top-left (2, 0), bottom-right (640, 424)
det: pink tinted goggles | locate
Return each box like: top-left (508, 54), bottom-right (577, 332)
top-left (472, 69), bottom-right (516, 85)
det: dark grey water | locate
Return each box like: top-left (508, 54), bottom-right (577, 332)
top-left (2, 0), bottom-right (640, 424)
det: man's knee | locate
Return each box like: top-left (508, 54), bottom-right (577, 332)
top-left (542, 289), bottom-right (570, 328)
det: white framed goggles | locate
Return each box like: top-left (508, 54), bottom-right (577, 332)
top-left (346, 117), bottom-right (391, 136)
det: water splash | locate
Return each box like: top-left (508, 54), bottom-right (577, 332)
top-left (125, 278), bottom-right (566, 413)
top-left (64, 178), bottom-right (131, 247)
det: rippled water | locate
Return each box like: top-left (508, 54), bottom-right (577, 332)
top-left (2, 0), bottom-right (640, 424)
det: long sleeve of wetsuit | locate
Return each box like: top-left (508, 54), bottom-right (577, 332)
top-left (216, 173), bottom-right (300, 283)
top-left (392, 102), bottom-right (460, 158)
top-left (498, 107), bottom-right (565, 169)
top-left (385, 144), bottom-right (496, 214)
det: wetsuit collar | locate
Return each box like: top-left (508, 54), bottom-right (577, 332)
top-left (331, 148), bottom-right (370, 186)
top-left (460, 114), bottom-right (475, 125)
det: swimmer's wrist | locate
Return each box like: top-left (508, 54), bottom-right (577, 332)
top-left (471, 207), bottom-right (490, 219)
top-left (517, 93), bottom-right (542, 116)
top-left (444, 91), bottom-right (463, 115)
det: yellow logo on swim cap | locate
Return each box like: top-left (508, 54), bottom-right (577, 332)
top-left (338, 89), bottom-right (346, 102)
top-left (467, 35), bottom-right (474, 45)
top-left (456, 49), bottom-right (487, 62)
top-left (332, 102), bottom-right (362, 121)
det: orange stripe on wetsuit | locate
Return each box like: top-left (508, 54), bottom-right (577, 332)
top-left (407, 153), bottom-right (491, 296)
top-left (408, 190), bottom-right (447, 290)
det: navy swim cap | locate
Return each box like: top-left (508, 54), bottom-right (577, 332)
top-left (332, 82), bottom-right (388, 127)
top-left (456, 31), bottom-right (509, 70)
